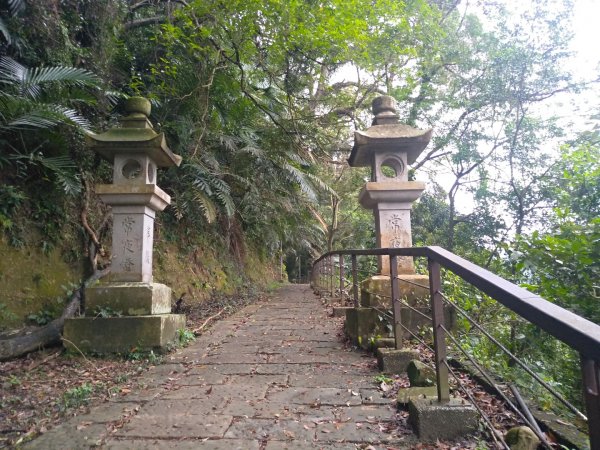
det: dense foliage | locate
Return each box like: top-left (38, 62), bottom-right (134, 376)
top-left (1, 0), bottom-right (598, 427)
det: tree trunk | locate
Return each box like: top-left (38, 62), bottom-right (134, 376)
top-left (0, 268), bottom-right (110, 361)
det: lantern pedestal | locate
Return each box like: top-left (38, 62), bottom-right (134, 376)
top-left (85, 282), bottom-right (172, 316)
top-left (63, 314), bottom-right (186, 354)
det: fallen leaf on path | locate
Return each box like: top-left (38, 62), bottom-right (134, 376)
top-left (76, 421), bottom-right (92, 431)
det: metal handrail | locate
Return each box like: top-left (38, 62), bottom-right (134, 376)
top-left (314, 246), bottom-right (600, 360)
top-left (312, 246), bottom-right (600, 449)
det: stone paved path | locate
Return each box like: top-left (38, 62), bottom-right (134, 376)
top-left (26, 284), bottom-right (416, 449)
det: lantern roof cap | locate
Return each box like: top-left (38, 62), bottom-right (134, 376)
top-left (348, 96), bottom-right (432, 167)
top-left (87, 97), bottom-right (182, 167)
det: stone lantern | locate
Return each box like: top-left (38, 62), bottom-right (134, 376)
top-left (349, 95), bottom-right (431, 275)
top-left (63, 97), bottom-right (186, 353)
top-left (345, 96), bottom-right (432, 360)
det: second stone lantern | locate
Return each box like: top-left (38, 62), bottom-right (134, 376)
top-left (349, 95), bottom-right (431, 275)
top-left (347, 96), bottom-right (432, 363)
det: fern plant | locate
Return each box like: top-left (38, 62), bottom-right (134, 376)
top-left (0, 56), bottom-right (101, 196)
top-left (0, 57), bottom-right (99, 134)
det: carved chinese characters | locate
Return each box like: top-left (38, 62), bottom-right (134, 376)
top-left (110, 208), bottom-right (156, 282)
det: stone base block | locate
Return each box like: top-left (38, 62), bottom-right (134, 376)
top-left (63, 314), bottom-right (185, 354)
top-left (397, 386), bottom-right (438, 406)
top-left (376, 348), bottom-right (419, 373)
top-left (345, 307), bottom-right (388, 349)
top-left (333, 306), bottom-right (353, 317)
top-left (373, 337), bottom-right (395, 349)
top-left (360, 276), bottom-right (456, 336)
top-left (361, 275), bottom-right (429, 308)
top-left (408, 397), bottom-right (478, 441)
top-left (86, 282), bottom-right (172, 316)
top-left (325, 296), bottom-right (344, 305)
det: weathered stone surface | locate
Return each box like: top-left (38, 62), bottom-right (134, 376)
top-left (408, 397), bottom-right (478, 441)
top-left (287, 373), bottom-right (370, 389)
top-left (407, 360), bottom-right (436, 387)
top-left (24, 421), bottom-right (108, 449)
top-left (220, 400), bottom-right (316, 419)
top-left (70, 401), bottom-right (141, 423)
top-left (505, 426), bottom-right (540, 450)
top-left (85, 282), bottom-right (172, 316)
top-left (530, 408), bottom-right (590, 449)
top-left (161, 382), bottom-right (269, 401)
top-left (359, 388), bottom-right (394, 405)
top-left (376, 348), bottom-right (419, 374)
top-left (90, 97), bottom-right (181, 283)
top-left (176, 368), bottom-right (228, 385)
top-left (396, 386), bottom-right (438, 406)
top-left (227, 374), bottom-right (288, 387)
top-left (314, 420), bottom-right (398, 444)
top-left (267, 387), bottom-right (362, 407)
top-left (224, 418), bottom-right (315, 441)
top-left (361, 275), bottom-right (429, 308)
top-left (264, 441), bottom-right (350, 449)
top-left (373, 337), bottom-right (395, 349)
top-left (116, 413), bottom-right (233, 438)
top-left (200, 353), bottom-right (269, 364)
top-left (344, 307), bottom-right (386, 348)
top-left (267, 353), bottom-right (333, 364)
top-left (332, 306), bottom-right (353, 317)
top-left (360, 277), bottom-right (455, 334)
top-left (332, 405), bottom-right (396, 423)
top-left (104, 438), bottom-right (260, 449)
top-left (63, 314), bottom-right (185, 353)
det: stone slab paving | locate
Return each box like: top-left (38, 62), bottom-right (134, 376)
top-left (25, 284), bottom-right (417, 449)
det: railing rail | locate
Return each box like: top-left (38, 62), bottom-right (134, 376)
top-left (311, 246), bottom-right (600, 450)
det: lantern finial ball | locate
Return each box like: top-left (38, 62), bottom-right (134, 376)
top-left (372, 96), bottom-right (397, 115)
top-left (124, 97), bottom-right (151, 117)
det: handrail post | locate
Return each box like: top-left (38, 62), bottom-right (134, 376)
top-left (318, 261), bottom-right (324, 294)
top-left (321, 260), bottom-right (325, 294)
top-left (351, 253), bottom-right (359, 307)
top-left (329, 255), bottom-right (334, 297)
top-left (582, 356), bottom-right (600, 450)
top-left (389, 255), bottom-right (403, 349)
top-left (339, 253), bottom-right (344, 301)
top-left (428, 258), bottom-right (450, 402)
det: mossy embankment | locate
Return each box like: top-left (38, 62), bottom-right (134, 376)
top-left (0, 230), bottom-right (282, 331)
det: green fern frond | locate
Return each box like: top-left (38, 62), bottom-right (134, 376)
top-left (0, 57), bottom-right (99, 100)
top-left (5, 103), bottom-right (91, 131)
top-left (238, 127), bottom-right (259, 146)
top-left (105, 90), bottom-right (127, 107)
top-left (303, 171), bottom-right (338, 198)
top-left (8, 0), bottom-right (26, 16)
top-left (0, 17), bottom-right (11, 45)
top-left (170, 196), bottom-right (188, 220)
top-left (192, 177), bottom-right (213, 196)
top-left (7, 152), bottom-right (81, 195)
top-left (220, 134), bottom-right (238, 152)
top-left (37, 155), bottom-right (81, 195)
top-left (215, 188), bottom-right (235, 217)
top-left (239, 145), bottom-right (265, 158)
top-left (282, 163), bottom-right (318, 201)
top-left (200, 153), bottom-right (221, 171)
top-left (192, 190), bottom-right (217, 223)
top-left (283, 150), bottom-right (309, 167)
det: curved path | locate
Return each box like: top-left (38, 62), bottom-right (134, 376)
top-left (26, 284), bottom-right (415, 449)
